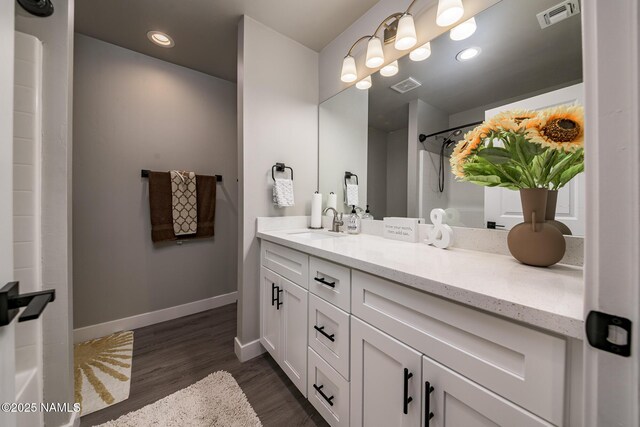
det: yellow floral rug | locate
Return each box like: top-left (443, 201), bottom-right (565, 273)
top-left (74, 331), bottom-right (134, 416)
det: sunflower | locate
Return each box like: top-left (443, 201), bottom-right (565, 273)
top-left (527, 104), bottom-right (584, 152)
top-left (450, 127), bottom-right (487, 178)
top-left (490, 109), bottom-right (542, 133)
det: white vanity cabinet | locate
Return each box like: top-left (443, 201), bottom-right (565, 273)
top-left (258, 239), bottom-right (582, 427)
top-left (259, 244), bottom-right (309, 396)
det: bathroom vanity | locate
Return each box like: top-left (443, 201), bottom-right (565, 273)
top-left (257, 218), bottom-right (583, 427)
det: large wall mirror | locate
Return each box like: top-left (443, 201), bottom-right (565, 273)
top-left (319, 0), bottom-right (584, 235)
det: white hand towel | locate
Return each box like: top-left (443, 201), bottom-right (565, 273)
top-left (170, 170), bottom-right (198, 236)
top-left (345, 183), bottom-right (359, 207)
top-left (273, 178), bottom-right (295, 207)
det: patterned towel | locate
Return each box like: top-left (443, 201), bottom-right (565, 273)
top-left (272, 178), bottom-right (295, 208)
top-left (345, 183), bottom-right (359, 207)
top-left (170, 171), bottom-right (197, 236)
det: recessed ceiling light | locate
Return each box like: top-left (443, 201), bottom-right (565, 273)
top-left (147, 31), bottom-right (174, 48)
top-left (456, 47), bottom-right (481, 61)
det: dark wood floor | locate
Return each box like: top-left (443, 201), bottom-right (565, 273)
top-left (81, 303), bottom-right (329, 427)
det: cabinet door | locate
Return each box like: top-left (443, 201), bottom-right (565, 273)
top-left (260, 267), bottom-right (281, 360)
top-left (351, 317), bottom-right (422, 427)
top-left (422, 356), bottom-right (553, 427)
top-left (280, 276), bottom-right (309, 397)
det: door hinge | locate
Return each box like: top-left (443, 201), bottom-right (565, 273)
top-left (586, 310), bottom-right (632, 357)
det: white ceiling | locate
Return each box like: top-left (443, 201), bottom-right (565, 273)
top-left (366, 0), bottom-right (583, 132)
top-left (75, 0), bottom-right (380, 82)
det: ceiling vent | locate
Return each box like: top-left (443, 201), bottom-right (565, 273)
top-left (391, 77), bottom-right (422, 94)
top-left (537, 0), bottom-right (580, 29)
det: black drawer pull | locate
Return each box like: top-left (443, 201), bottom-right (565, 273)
top-left (313, 325), bottom-right (335, 342)
top-left (425, 381), bottom-right (434, 425)
top-left (313, 384), bottom-right (334, 406)
top-left (276, 287), bottom-right (283, 310)
top-left (314, 277), bottom-right (336, 288)
top-left (403, 368), bottom-right (413, 414)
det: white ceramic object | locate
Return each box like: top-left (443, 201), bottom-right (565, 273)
top-left (425, 208), bottom-right (454, 249)
top-left (383, 217), bottom-right (423, 242)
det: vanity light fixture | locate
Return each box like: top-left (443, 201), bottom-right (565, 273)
top-left (340, 54), bottom-right (358, 82)
top-left (410, 41), bottom-right (432, 61)
top-left (380, 60), bottom-right (399, 77)
top-left (366, 37), bottom-right (385, 68)
top-left (356, 75), bottom-right (372, 90)
top-left (450, 17), bottom-right (477, 41)
top-left (456, 46), bottom-right (481, 61)
top-left (147, 31), bottom-right (174, 48)
top-left (395, 14), bottom-right (418, 50)
top-left (436, 0), bottom-right (465, 27)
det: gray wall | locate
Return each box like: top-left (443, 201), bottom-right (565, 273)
top-left (73, 34), bottom-right (238, 328)
top-left (16, 3), bottom-right (76, 425)
top-left (386, 128), bottom-right (408, 217)
top-left (237, 16), bottom-right (318, 347)
top-left (367, 127), bottom-right (388, 218)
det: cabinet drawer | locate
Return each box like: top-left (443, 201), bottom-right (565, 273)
top-left (309, 294), bottom-right (350, 379)
top-left (261, 241), bottom-right (309, 288)
top-left (352, 271), bottom-right (566, 425)
top-left (308, 347), bottom-right (350, 427)
top-left (309, 257), bottom-right (351, 311)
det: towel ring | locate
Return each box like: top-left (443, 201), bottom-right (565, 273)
top-left (344, 171), bottom-right (359, 187)
top-left (272, 163), bottom-right (294, 181)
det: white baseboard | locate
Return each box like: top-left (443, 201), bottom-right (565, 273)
top-left (74, 292), bottom-right (238, 343)
top-left (234, 336), bottom-right (265, 362)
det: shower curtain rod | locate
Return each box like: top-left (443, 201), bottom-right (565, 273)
top-left (420, 120), bottom-right (483, 140)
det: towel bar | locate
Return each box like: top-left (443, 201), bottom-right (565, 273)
top-left (272, 163), bottom-right (294, 181)
top-left (344, 171), bottom-right (359, 186)
top-left (141, 169), bottom-right (222, 182)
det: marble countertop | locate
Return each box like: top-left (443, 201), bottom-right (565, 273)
top-left (257, 228), bottom-right (585, 339)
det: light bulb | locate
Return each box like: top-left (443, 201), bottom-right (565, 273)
top-left (366, 37), bottom-right (384, 68)
top-left (450, 17), bottom-right (476, 41)
top-left (436, 0), bottom-right (465, 27)
top-left (410, 42), bottom-right (432, 61)
top-left (395, 14), bottom-right (417, 51)
top-left (456, 47), bottom-right (481, 61)
top-left (356, 75), bottom-right (372, 90)
top-left (380, 60), bottom-right (399, 77)
top-left (340, 55), bottom-right (357, 82)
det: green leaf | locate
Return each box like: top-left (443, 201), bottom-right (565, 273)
top-left (477, 147), bottom-right (512, 164)
top-left (466, 175), bottom-right (502, 187)
top-left (556, 163), bottom-right (585, 189)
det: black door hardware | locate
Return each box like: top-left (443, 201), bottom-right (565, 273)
top-left (313, 325), bottom-right (335, 342)
top-left (276, 287), bottom-right (283, 310)
top-left (586, 310), bottom-right (632, 357)
top-left (313, 384), bottom-right (334, 406)
top-left (0, 282), bottom-right (55, 327)
top-left (487, 221), bottom-right (505, 229)
top-left (425, 381), bottom-right (434, 425)
top-left (403, 368), bottom-right (413, 414)
top-left (314, 277), bottom-right (336, 288)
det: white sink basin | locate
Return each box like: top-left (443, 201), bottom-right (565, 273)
top-left (287, 230), bottom-right (347, 241)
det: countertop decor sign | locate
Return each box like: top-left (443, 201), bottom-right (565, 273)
top-left (450, 104), bottom-right (585, 266)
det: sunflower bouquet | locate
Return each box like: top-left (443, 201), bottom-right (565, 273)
top-left (450, 105), bottom-right (584, 190)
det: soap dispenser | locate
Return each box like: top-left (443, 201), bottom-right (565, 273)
top-left (362, 205), bottom-right (374, 220)
top-left (347, 205), bottom-right (361, 234)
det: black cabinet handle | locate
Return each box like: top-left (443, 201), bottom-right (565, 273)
top-left (403, 368), bottom-right (413, 414)
top-left (313, 384), bottom-right (334, 406)
top-left (425, 381), bottom-right (434, 425)
top-left (271, 283), bottom-right (277, 307)
top-left (313, 325), bottom-right (335, 342)
top-left (276, 287), bottom-right (283, 310)
top-left (314, 277), bottom-right (336, 288)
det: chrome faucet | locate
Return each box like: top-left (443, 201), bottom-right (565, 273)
top-left (323, 207), bottom-right (343, 232)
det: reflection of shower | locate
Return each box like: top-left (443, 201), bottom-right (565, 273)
top-left (419, 129), bottom-right (462, 193)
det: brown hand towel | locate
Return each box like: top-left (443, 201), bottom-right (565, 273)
top-left (148, 171), bottom-right (216, 242)
top-left (194, 174), bottom-right (216, 238)
top-left (148, 172), bottom-right (176, 242)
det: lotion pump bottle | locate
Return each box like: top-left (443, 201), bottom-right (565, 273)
top-left (362, 205), bottom-right (374, 220)
top-left (347, 205), bottom-right (361, 234)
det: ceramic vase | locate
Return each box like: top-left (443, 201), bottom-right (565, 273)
top-left (545, 190), bottom-right (573, 235)
top-left (507, 189), bottom-right (566, 267)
